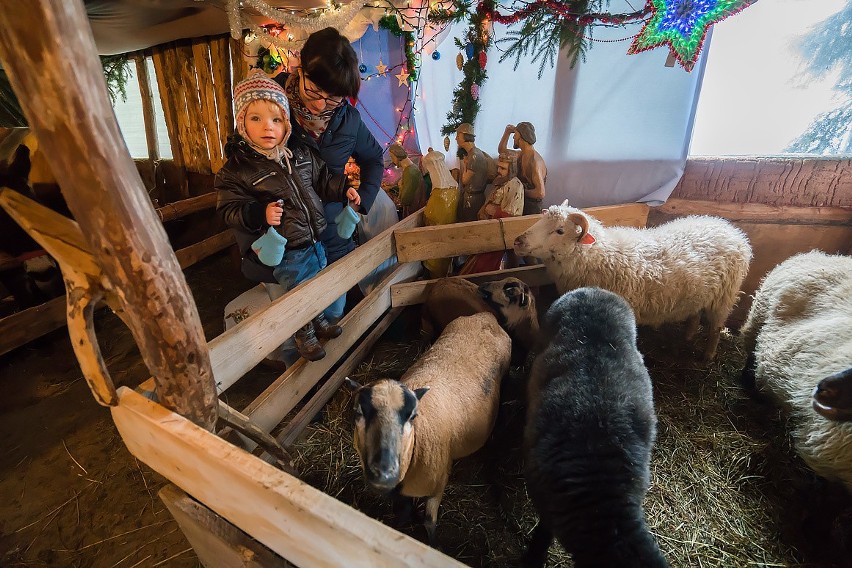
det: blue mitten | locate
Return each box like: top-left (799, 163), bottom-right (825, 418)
top-left (251, 226), bottom-right (288, 266)
top-left (335, 205), bottom-right (361, 239)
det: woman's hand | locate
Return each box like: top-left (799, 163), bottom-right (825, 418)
top-left (346, 187), bottom-right (361, 207)
top-left (266, 200), bottom-right (283, 226)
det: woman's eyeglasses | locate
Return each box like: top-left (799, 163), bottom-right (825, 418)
top-left (299, 70), bottom-right (343, 106)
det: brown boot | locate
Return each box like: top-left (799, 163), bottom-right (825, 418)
top-left (294, 323), bottom-right (326, 361)
top-left (312, 313), bottom-right (342, 339)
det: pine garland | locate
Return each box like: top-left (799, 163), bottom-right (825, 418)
top-left (431, 0), bottom-right (492, 136)
top-left (379, 15), bottom-right (418, 81)
top-left (101, 54), bottom-right (131, 104)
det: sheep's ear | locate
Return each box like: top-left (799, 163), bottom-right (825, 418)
top-left (561, 199), bottom-right (570, 207)
top-left (413, 387), bottom-right (430, 400)
top-left (344, 377), bottom-right (363, 391)
top-left (541, 208), bottom-right (548, 215)
top-left (567, 212), bottom-right (590, 242)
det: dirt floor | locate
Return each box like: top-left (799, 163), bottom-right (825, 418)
top-left (1, 251), bottom-right (850, 567)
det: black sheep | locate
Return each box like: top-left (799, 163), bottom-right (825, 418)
top-left (523, 287), bottom-right (667, 568)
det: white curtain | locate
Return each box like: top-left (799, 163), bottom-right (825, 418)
top-left (414, 4), bottom-right (710, 207)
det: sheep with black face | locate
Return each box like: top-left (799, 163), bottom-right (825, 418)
top-left (477, 276), bottom-right (540, 354)
top-left (347, 312), bottom-right (511, 545)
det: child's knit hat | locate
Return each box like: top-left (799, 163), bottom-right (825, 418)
top-left (234, 70), bottom-right (291, 135)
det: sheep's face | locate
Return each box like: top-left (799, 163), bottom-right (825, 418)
top-left (349, 379), bottom-right (429, 492)
top-left (478, 277), bottom-right (535, 330)
top-left (514, 207), bottom-right (588, 258)
top-left (813, 366), bottom-right (852, 421)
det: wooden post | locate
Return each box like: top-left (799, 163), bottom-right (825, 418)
top-left (0, 0), bottom-right (218, 430)
top-left (134, 54), bottom-right (160, 162)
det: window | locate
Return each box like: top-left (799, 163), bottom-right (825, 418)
top-left (689, 0), bottom-right (850, 156)
top-left (112, 57), bottom-right (173, 159)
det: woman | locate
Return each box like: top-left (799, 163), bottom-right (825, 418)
top-left (274, 27), bottom-right (383, 321)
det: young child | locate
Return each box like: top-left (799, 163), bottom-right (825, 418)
top-left (216, 70), bottom-right (360, 362)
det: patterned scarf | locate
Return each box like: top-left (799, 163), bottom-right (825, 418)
top-left (284, 72), bottom-right (341, 141)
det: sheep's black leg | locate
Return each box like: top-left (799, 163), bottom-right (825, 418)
top-left (522, 522), bottom-right (553, 568)
top-left (740, 351), bottom-right (757, 391)
top-left (390, 486), bottom-right (416, 527)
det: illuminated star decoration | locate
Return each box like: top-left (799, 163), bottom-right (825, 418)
top-left (395, 70), bottom-right (410, 87)
top-left (628, 0), bottom-right (757, 71)
top-left (375, 59), bottom-right (387, 76)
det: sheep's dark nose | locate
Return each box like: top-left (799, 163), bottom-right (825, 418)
top-left (367, 462), bottom-right (399, 489)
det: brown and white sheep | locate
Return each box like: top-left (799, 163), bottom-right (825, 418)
top-left (419, 277), bottom-right (496, 342)
top-left (740, 251), bottom-right (852, 489)
top-left (347, 312), bottom-right (511, 544)
top-left (514, 202), bottom-right (751, 360)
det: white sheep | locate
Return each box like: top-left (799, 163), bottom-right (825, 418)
top-left (740, 251), bottom-right (852, 490)
top-left (514, 202), bottom-right (752, 360)
top-left (346, 312), bottom-right (511, 544)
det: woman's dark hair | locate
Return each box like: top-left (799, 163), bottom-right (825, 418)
top-left (301, 27), bottom-right (360, 99)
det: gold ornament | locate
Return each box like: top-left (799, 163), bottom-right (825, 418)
top-left (456, 52), bottom-right (464, 71)
top-left (395, 70), bottom-right (410, 86)
top-left (376, 59), bottom-right (387, 75)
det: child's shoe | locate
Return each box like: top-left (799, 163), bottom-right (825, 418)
top-left (312, 313), bottom-right (342, 339)
top-left (294, 323), bottom-right (326, 361)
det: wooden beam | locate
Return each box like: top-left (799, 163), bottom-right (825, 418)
top-left (155, 192), bottom-right (217, 222)
top-left (394, 203), bottom-right (650, 263)
top-left (237, 261), bottom-right (421, 446)
top-left (657, 198), bottom-right (852, 225)
top-left (390, 264), bottom-right (550, 308)
top-left (177, 42), bottom-right (211, 174)
top-left (276, 307), bottom-right (404, 450)
top-left (134, 54), bottom-right (159, 162)
top-left (0, 1), bottom-right (217, 429)
top-left (207, 212), bottom-right (423, 392)
top-left (0, 295), bottom-right (66, 357)
top-left (176, 230), bottom-right (235, 269)
top-left (160, 484), bottom-right (291, 567)
top-left (113, 388), bottom-right (464, 567)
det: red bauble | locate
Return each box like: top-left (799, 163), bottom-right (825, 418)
top-left (478, 51), bottom-right (487, 69)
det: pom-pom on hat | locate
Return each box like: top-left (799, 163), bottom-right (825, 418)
top-left (234, 70), bottom-right (291, 139)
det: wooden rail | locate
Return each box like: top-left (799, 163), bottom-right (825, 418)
top-left (0, 192), bottom-right (227, 357)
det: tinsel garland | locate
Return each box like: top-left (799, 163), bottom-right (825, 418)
top-left (226, 0), bottom-right (368, 41)
top-left (379, 15), bottom-right (418, 81)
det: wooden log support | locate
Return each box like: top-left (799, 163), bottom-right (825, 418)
top-left (160, 484), bottom-right (292, 568)
top-left (156, 192), bottom-right (218, 222)
top-left (134, 54), bottom-right (160, 162)
top-left (176, 42), bottom-right (211, 174)
top-left (191, 39), bottom-right (224, 173)
top-left (394, 203), bottom-right (650, 263)
top-left (151, 47), bottom-right (187, 185)
top-left (113, 388), bottom-right (463, 567)
top-left (0, 0), bottom-right (217, 429)
top-left (175, 230), bottom-right (235, 269)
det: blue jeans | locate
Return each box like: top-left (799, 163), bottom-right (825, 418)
top-left (272, 242), bottom-right (327, 292)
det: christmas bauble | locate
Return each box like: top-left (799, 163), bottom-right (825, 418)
top-left (359, 63), bottom-right (367, 73)
top-left (432, 51), bottom-right (441, 60)
top-left (465, 42), bottom-right (475, 60)
top-left (478, 51), bottom-right (487, 69)
top-left (456, 52), bottom-right (464, 70)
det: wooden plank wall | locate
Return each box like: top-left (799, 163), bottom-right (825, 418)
top-left (150, 35), bottom-right (238, 178)
top-left (670, 157), bottom-right (852, 207)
